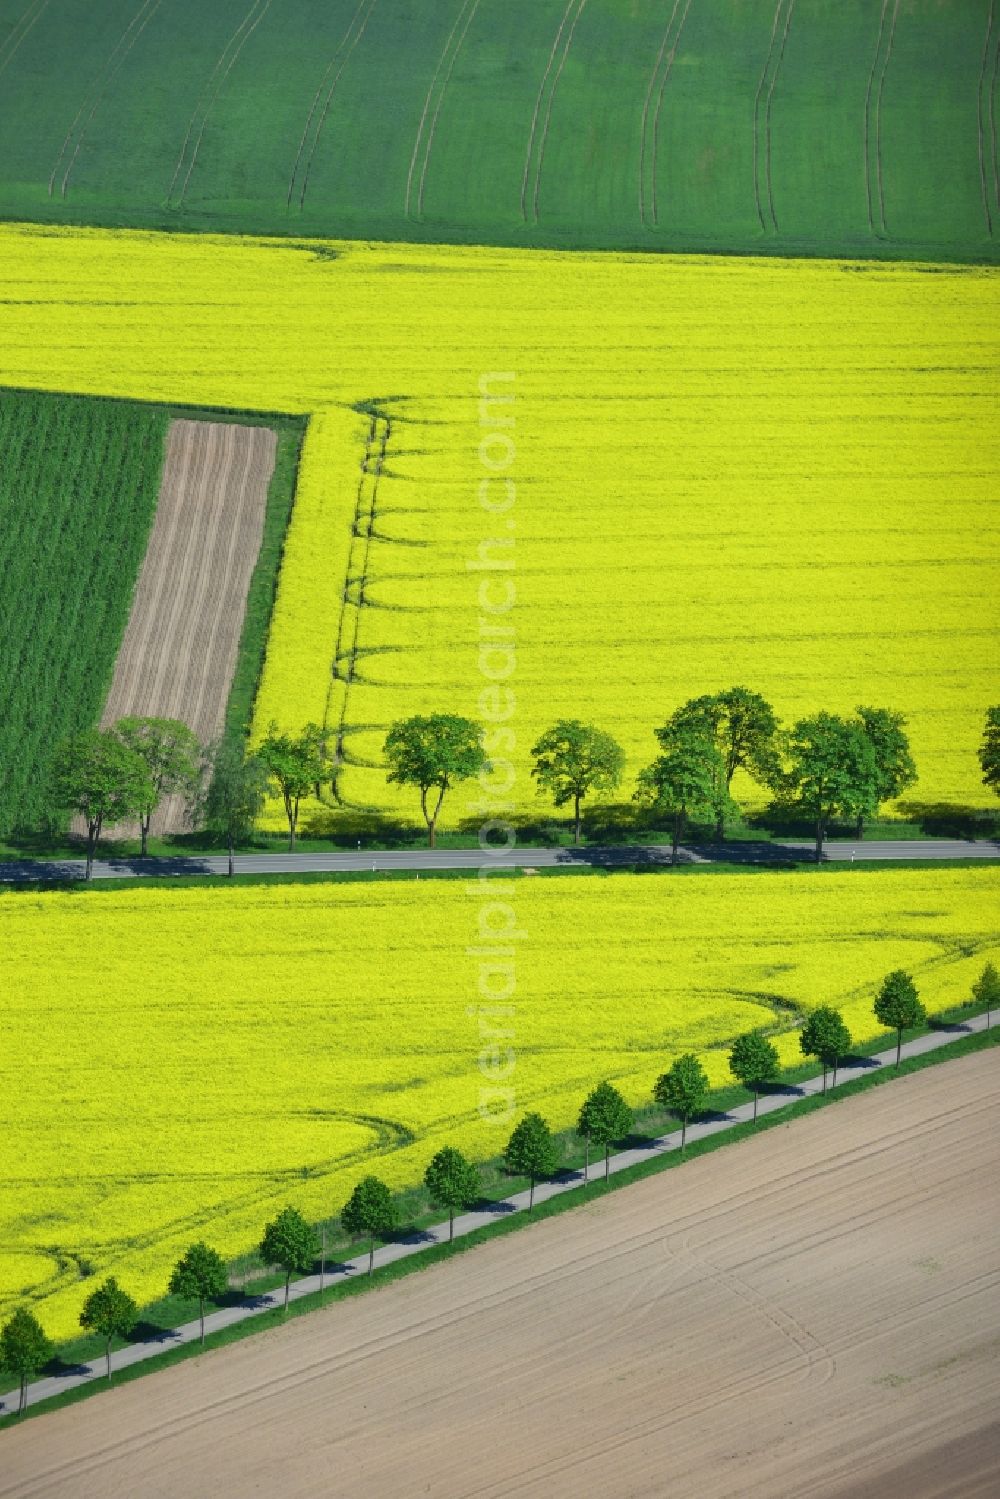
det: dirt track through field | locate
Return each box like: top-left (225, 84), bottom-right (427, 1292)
top-left (3, 1051), bottom-right (997, 1498)
top-left (100, 418), bottom-right (275, 832)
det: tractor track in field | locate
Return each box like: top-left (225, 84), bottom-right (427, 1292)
top-left (977, 0), bottom-right (999, 234)
top-left (48, 0), bottom-right (161, 200)
top-left (324, 412), bottom-right (390, 780)
top-left (405, 0), bottom-right (480, 220)
top-left (752, 0), bottom-right (795, 234)
top-left (638, 0), bottom-right (691, 229)
top-left (520, 0), bottom-right (586, 223)
top-left (0, 0), bottom-right (48, 80)
top-left (166, 0), bottom-right (271, 210)
top-left (286, 0), bottom-right (377, 212)
top-left (864, 0), bottom-right (901, 239)
top-left (530, 0), bottom-right (588, 223)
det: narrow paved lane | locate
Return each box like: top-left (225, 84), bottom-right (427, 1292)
top-left (1, 839), bottom-right (997, 883)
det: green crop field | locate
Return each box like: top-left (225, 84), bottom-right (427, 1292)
top-left (0, 390), bottom-right (165, 834)
top-left (0, 0), bottom-right (995, 261)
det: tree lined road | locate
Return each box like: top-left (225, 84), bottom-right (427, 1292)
top-left (0, 838), bottom-right (997, 884)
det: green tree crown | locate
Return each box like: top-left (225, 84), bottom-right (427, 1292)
top-left (728, 1031), bottom-right (781, 1092)
top-left (577, 1081), bottom-right (633, 1148)
top-left (979, 707), bottom-right (1000, 795)
top-left (342, 1176), bottom-right (398, 1243)
top-left (505, 1113), bottom-right (557, 1183)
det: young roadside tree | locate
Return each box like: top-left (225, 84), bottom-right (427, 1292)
top-left (979, 706), bottom-right (1000, 797)
top-left (873, 970), bottom-right (926, 1068)
top-left (654, 1053), bottom-right (709, 1153)
top-left (636, 723), bottom-right (727, 864)
top-left (851, 707), bottom-right (917, 837)
top-left (51, 729), bottom-right (153, 880)
top-left (79, 1276), bottom-right (138, 1380)
top-left (972, 961), bottom-right (1000, 1030)
top-left (504, 1112), bottom-right (557, 1209)
top-left (258, 723), bottom-right (331, 851)
top-left (424, 1147), bottom-right (481, 1242)
top-left (530, 721), bottom-right (625, 844)
top-left (728, 1031), bottom-right (781, 1123)
top-left (168, 1242), bottom-right (228, 1346)
top-left (115, 716), bottom-right (201, 857)
top-left (384, 715), bottom-right (488, 847)
top-left (0, 1308), bottom-right (52, 1416)
top-left (577, 1081), bottom-right (633, 1183)
top-left (195, 740), bottom-right (269, 875)
top-left (668, 687), bottom-right (779, 838)
top-left (342, 1176), bottom-right (398, 1274)
top-left (781, 713), bottom-right (879, 861)
top-left (260, 1207), bottom-right (320, 1310)
top-left (799, 1006), bottom-right (852, 1094)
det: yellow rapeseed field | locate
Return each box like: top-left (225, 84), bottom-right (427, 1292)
top-left (0, 225), bottom-right (996, 831)
top-left (2, 867), bottom-right (996, 1340)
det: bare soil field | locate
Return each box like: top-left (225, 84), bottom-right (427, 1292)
top-left (2, 1052), bottom-right (997, 1499)
top-left (100, 418), bottom-right (275, 831)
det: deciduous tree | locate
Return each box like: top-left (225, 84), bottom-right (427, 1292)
top-left (504, 1112), bottom-right (557, 1209)
top-left (873, 970), bottom-right (925, 1068)
top-left (971, 961), bottom-right (1000, 1030)
top-left (260, 1207), bottom-right (320, 1310)
top-left (168, 1241), bottom-right (228, 1346)
top-left (424, 1147), bottom-right (480, 1241)
top-left (115, 716), bottom-right (201, 856)
top-left (0, 1308), bottom-right (52, 1415)
top-left (728, 1031), bottom-right (781, 1122)
top-left (258, 724), bottom-right (331, 851)
top-left (79, 1276), bottom-right (138, 1380)
top-left (669, 687), bottom-right (779, 837)
top-left (342, 1176), bottom-right (398, 1274)
top-left (799, 1006), bottom-right (852, 1093)
top-left (195, 740), bottom-right (269, 875)
top-left (852, 707), bottom-right (917, 837)
top-left (654, 1053), bottom-right (709, 1152)
top-left (637, 723), bottom-right (727, 863)
top-left (52, 730), bottom-right (153, 879)
top-left (530, 721), bottom-right (624, 844)
top-left (577, 1081), bottom-right (633, 1182)
top-left (781, 713), bottom-right (879, 860)
top-left (979, 706), bottom-right (1000, 797)
top-left (384, 715), bottom-right (488, 847)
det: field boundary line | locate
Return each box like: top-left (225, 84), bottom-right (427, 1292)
top-left (286, 0), bottom-right (377, 212)
top-left (530, 0), bottom-right (588, 223)
top-left (405, 0), bottom-right (475, 220)
top-left (47, 0), bottom-right (161, 199)
top-left (166, 0), bottom-right (271, 209)
top-left (1, 1018), bottom-right (994, 1423)
top-left (0, 0), bottom-right (47, 80)
top-left (324, 412), bottom-right (390, 778)
top-left (519, 0), bottom-right (578, 221)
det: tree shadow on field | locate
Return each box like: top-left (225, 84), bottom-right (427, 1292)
top-left (896, 801), bottom-right (1000, 840)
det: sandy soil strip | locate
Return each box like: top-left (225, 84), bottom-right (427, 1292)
top-left (100, 418), bottom-right (275, 832)
top-left (2, 1051), bottom-right (997, 1498)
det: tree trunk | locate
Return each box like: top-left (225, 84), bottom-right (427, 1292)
top-left (832, 1060), bottom-right (839, 1089)
top-left (19, 1374), bottom-right (26, 1415)
top-left (821, 1063), bottom-right (828, 1094)
top-left (715, 807), bottom-right (725, 843)
top-left (671, 812), bottom-right (681, 866)
top-left (896, 1029), bottom-right (902, 1068)
top-left (583, 1138), bottom-right (589, 1184)
top-left (815, 815), bottom-right (825, 863)
top-left (200, 1298), bottom-right (205, 1346)
top-left (368, 1238), bottom-right (375, 1275)
top-left (681, 1117), bottom-right (687, 1154)
top-left (86, 818), bottom-right (101, 881)
top-left (855, 812), bottom-right (864, 840)
top-left (574, 792), bottom-right (582, 846)
top-left (605, 1143), bottom-right (610, 1181)
top-left (753, 1088), bottom-right (759, 1123)
top-left (448, 1209), bottom-right (454, 1242)
top-left (228, 832), bottom-right (235, 878)
top-left (284, 1274), bottom-right (291, 1310)
top-left (106, 1339), bottom-right (112, 1380)
top-left (140, 812), bottom-right (151, 859)
top-left (529, 1177), bottom-right (535, 1210)
top-left (287, 800), bottom-right (297, 852)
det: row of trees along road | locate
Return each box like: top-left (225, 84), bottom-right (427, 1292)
top-left (46, 700), bottom-right (998, 868)
top-left (4, 965), bottom-right (996, 1415)
top-left (382, 690), bottom-right (928, 858)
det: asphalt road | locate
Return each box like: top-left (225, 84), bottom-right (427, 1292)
top-left (1, 1011), bottom-right (992, 1420)
top-left (0, 839), bottom-right (997, 883)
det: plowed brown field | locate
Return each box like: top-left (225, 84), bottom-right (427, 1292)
top-left (100, 418), bottom-right (275, 832)
top-left (2, 1052), bottom-right (997, 1499)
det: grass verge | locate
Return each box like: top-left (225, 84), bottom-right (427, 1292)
top-left (6, 1020), bottom-right (996, 1428)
